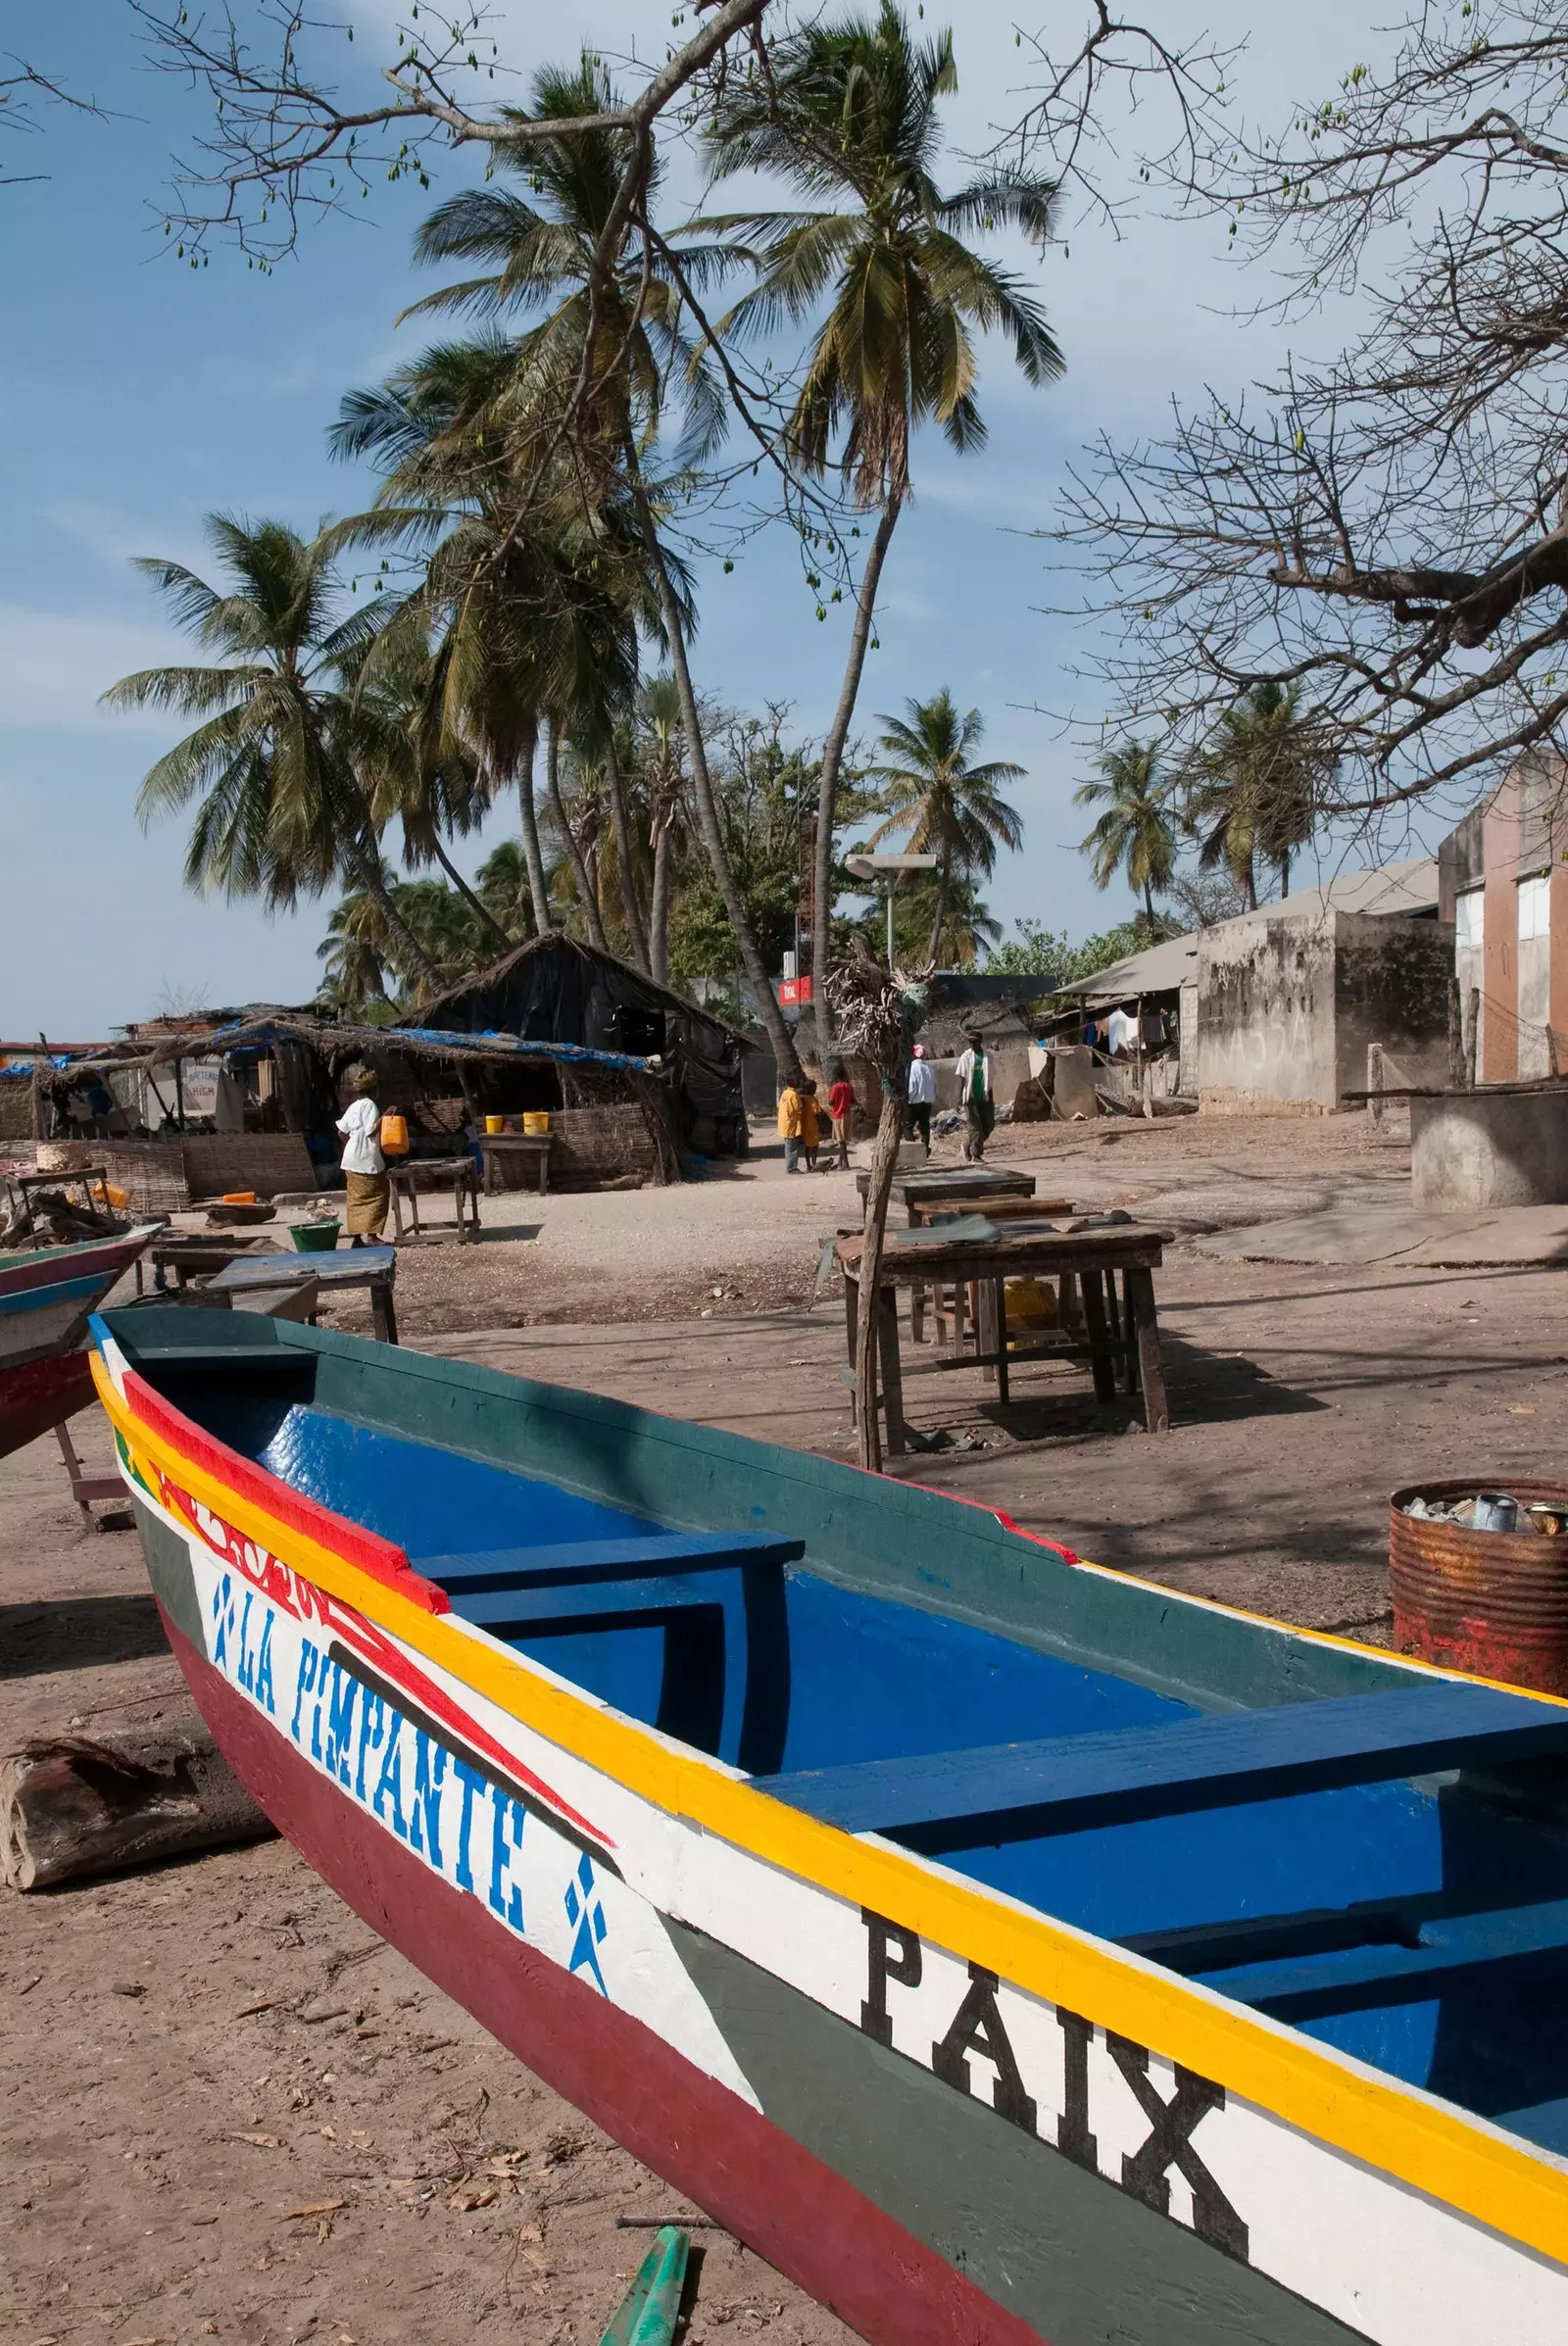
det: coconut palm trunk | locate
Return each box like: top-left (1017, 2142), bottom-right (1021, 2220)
top-left (605, 737), bottom-right (651, 972)
top-left (649, 821), bottom-right (674, 986)
top-left (545, 722), bottom-right (611, 953)
top-left (813, 494), bottom-right (902, 1047)
top-left (925, 854), bottom-right (952, 967)
top-left (625, 456), bottom-right (804, 1086)
top-left (424, 825), bottom-right (514, 955)
top-left (515, 717), bottom-right (555, 937)
top-left (336, 824), bottom-right (444, 988)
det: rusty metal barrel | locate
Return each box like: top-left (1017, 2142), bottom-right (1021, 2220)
top-left (1391, 1480), bottom-right (1568, 1694)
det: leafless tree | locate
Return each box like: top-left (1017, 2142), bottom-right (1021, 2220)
top-left (1044, 1), bottom-right (1568, 823)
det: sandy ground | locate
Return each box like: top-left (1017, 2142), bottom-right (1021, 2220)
top-left (7, 1104), bottom-right (1568, 2344)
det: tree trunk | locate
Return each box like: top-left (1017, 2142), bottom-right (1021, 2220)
top-left (1278, 850), bottom-right (1292, 898)
top-left (1, 1726), bottom-right (274, 1890)
top-left (650, 820), bottom-right (673, 986)
top-left (546, 723), bottom-right (611, 953)
top-left (606, 737), bottom-right (651, 973)
top-left (625, 451), bottom-right (804, 1088)
top-left (855, 1084), bottom-right (906, 1475)
top-left (925, 856), bottom-right (952, 967)
top-left (426, 829), bottom-right (513, 956)
top-left (813, 495), bottom-right (904, 1054)
top-left (515, 718), bottom-right (554, 937)
top-left (1143, 877), bottom-right (1154, 919)
top-left (339, 830), bottom-right (443, 989)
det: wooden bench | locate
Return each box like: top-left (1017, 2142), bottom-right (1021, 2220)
top-left (442, 1535), bottom-right (801, 1766)
top-left (754, 1682), bottom-right (1568, 1848)
top-left (1191, 1894), bottom-right (1568, 2015)
top-left (422, 1531), bottom-right (805, 1591)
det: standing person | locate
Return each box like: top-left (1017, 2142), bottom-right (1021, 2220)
top-left (336, 1068), bottom-right (390, 1246)
top-left (953, 1029), bottom-right (995, 1163)
top-left (777, 1076), bottom-right (806, 1174)
top-left (906, 1042), bottom-right (935, 1153)
top-left (799, 1078), bottom-right (823, 1172)
top-left (826, 1063), bottom-right (857, 1170)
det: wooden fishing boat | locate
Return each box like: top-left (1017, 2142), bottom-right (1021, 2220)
top-left (88, 1306), bottom-right (1568, 2346)
top-left (0, 1230), bottom-right (155, 1459)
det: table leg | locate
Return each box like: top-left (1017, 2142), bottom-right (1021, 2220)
top-left (1059, 1269), bottom-right (1082, 1334)
top-left (844, 1269), bottom-right (859, 1428)
top-left (390, 1185), bottom-right (406, 1244)
top-left (877, 1287), bottom-right (906, 1456)
top-left (951, 1279), bottom-right (966, 1358)
top-left (468, 1174), bottom-right (480, 1236)
top-left (910, 1281), bottom-right (926, 1344)
top-left (994, 1278), bottom-right (1010, 1405)
top-left (1080, 1271), bottom-right (1118, 1403)
top-left (371, 1276), bottom-right (399, 1345)
top-left (538, 1150), bottom-right (549, 1197)
top-left (484, 1152), bottom-right (495, 1198)
top-left (1125, 1266), bottom-right (1169, 1433)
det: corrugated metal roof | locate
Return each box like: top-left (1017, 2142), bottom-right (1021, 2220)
top-left (1059, 857), bottom-right (1440, 1002)
top-left (1057, 934), bottom-right (1199, 1002)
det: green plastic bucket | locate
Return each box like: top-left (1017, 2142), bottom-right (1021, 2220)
top-left (288, 1219), bottom-right (341, 1253)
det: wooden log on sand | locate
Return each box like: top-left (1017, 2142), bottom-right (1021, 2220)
top-left (1, 1726), bottom-right (274, 1890)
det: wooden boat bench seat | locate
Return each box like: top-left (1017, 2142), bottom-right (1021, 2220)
top-left (755, 1682), bottom-right (1568, 1851)
top-left (420, 1530), bottom-right (804, 1593)
top-left (1194, 1893), bottom-right (1568, 2018)
top-left (448, 1564), bottom-right (789, 1637)
top-left (436, 1535), bottom-right (803, 1766)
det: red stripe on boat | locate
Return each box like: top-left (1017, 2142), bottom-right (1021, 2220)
top-left (167, 1611), bottom-right (1050, 2346)
top-left (120, 1364), bottom-right (451, 1615)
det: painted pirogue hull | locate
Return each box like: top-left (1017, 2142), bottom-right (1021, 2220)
top-left (0, 1230), bottom-right (153, 1458)
top-left (89, 1315), bottom-right (1568, 2346)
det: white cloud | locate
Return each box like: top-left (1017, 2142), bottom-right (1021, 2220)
top-left (0, 604), bottom-right (188, 735)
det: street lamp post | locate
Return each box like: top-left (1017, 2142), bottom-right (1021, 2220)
top-left (844, 851), bottom-right (939, 969)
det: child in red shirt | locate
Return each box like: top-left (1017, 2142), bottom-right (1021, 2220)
top-left (826, 1067), bottom-right (857, 1171)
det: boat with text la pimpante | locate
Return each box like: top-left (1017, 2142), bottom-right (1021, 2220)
top-left (0, 1228), bottom-right (156, 1460)
top-left (87, 1307), bottom-right (1568, 2346)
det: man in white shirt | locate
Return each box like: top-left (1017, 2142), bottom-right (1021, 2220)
top-left (953, 1030), bottom-right (995, 1162)
top-left (335, 1069), bottom-right (390, 1245)
top-left (906, 1044), bottom-right (936, 1152)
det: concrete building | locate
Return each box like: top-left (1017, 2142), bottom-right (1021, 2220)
top-left (1438, 755), bottom-right (1568, 1082)
top-left (1060, 859), bottom-right (1452, 1113)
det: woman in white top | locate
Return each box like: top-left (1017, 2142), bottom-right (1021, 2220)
top-left (906, 1043), bottom-right (936, 1152)
top-left (335, 1068), bottom-right (389, 1244)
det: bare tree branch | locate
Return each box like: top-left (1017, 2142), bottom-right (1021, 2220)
top-left (127, 0), bottom-right (770, 264)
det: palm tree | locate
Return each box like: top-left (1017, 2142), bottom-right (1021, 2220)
top-left (346, 614), bottom-right (514, 955)
top-left (639, 674), bottom-right (686, 985)
top-left (1186, 682), bottom-right (1333, 906)
top-left (101, 514), bottom-right (441, 984)
top-left (703, 3), bottom-right (1061, 1039)
top-left (318, 872), bottom-right (397, 1010)
top-left (1073, 740), bottom-right (1178, 919)
top-left (865, 690), bottom-right (1024, 962)
top-left (474, 840), bottom-right (543, 942)
top-left (391, 56), bottom-right (808, 1080)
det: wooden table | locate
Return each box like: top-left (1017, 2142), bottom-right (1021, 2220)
top-left (388, 1155), bottom-right (482, 1245)
top-left (479, 1132), bottom-right (553, 1197)
top-left (834, 1220), bottom-right (1171, 1456)
top-left (205, 1243), bottom-right (399, 1344)
top-left (855, 1165), bottom-right (1036, 1225)
top-left (906, 1191), bottom-right (1079, 1345)
top-left (141, 1233), bottom-right (282, 1294)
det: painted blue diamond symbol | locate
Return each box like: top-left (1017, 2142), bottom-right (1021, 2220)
top-left (564, 1848), bottom-right (609, 1994)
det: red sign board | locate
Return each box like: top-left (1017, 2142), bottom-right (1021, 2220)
top-left (778, 976), bottom-right (813, 1005)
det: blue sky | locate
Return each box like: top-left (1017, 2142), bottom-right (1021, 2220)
top-left (3, 0), bottom-right (1404, 1037)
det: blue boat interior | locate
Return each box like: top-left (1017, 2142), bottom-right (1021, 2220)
top-left (129, 1335), bottom-right (1568, 2161)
